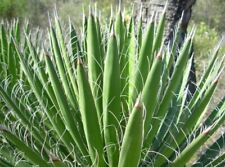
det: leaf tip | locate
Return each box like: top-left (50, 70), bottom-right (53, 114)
top-left (0, 125), bottom-right (8, 132)
top-left (157, 47), bottom-right (164, 60)
top-left (134, 96), bottom-right (143, 110)
top-left (77, 57), bottom-right (83, 65)
top-left (50, 154), bottom-right (61, 162)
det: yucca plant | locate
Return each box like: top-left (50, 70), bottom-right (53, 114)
top-left (0, 8), bottom-right (225, 167)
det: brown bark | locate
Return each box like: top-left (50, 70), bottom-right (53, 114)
top-left (136, 0), bottom-right (197, 97)
top-left (136, 0), bottom-right (196, 40)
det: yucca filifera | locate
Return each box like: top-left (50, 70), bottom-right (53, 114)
top-left (0, 8), bottom-right (225, 167)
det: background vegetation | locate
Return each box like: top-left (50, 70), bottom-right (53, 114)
top-left (0, 0), bottom-right (224, 50)
top-left (1, 0), bottom-right (224, 104)
top-left (1, 5), bottom-right (225, 166)
top-left (0, 0), bottom-right (225, 166)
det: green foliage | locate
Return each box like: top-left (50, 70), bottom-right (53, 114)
top-left (191, 21), bottom-right (225, 78)
top-left (193, 0), bottom-right (225, 32)
top-left (0, 9), bottom-right (225, 167)
top-left (0, 0), bottom-right (28, 18)
top-left (0, 0), bottom-right (132, 27)
top-left (193, 22), bottom-right (220, 58)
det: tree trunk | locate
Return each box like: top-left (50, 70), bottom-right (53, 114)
top-left (136, 0), bottom-right (197, 97)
